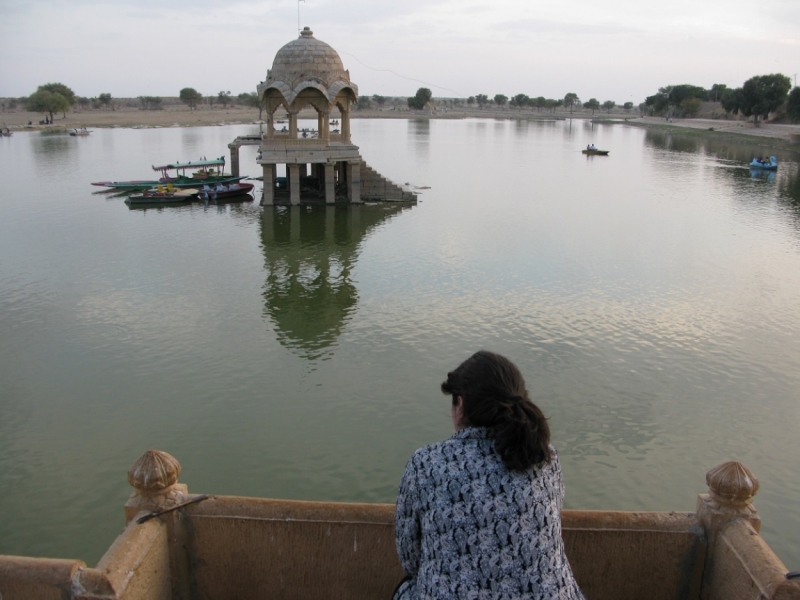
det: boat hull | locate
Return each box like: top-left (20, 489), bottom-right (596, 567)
top-left (94, 176), bottom-right (247, 190)
top-left (582, 149), bottom-right (610, 155)
top-left (198, 182), bottom-right (255, 201)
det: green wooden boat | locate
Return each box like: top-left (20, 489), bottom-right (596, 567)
top-left (93, 157), bottom-right (245, 190)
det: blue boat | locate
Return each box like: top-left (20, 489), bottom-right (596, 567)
top-left (749, 156), bottom-right (777, 170)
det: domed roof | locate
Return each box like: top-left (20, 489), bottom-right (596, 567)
top-left (269, 27), bottom-right (350, 86)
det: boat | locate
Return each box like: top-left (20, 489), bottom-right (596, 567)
top-left (197, 181), bottom-right (255, 202)
top-left (125, 185), bottom-right (199, 206)
top-left (1, 128), bottom-right (12, 137)
top-left (582, 148), bottom-right (610, 156)
top-left (749, 156), bottom-right (777, 171)
top-left (92, 157), bottom-right (245, 190)
top-left (69, 128), bottom-right (91, 136)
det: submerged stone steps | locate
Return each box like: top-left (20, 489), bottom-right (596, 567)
top-left (360, 162), bottom-right (417, 202)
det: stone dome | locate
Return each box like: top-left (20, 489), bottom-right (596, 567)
top-left (269, 27), bottom-right (350, 87)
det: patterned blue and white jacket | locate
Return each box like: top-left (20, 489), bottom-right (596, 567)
top-left (395, 426), bottom-right (585, 600)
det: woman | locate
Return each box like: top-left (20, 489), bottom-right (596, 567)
top-left (394, 351), bottom-right (584, 600)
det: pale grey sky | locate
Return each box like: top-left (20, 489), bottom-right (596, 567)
top-left (1, 0), bottom-right (797, 103)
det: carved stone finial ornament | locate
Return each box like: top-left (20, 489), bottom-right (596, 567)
top-left (706, 461), bottom-right (759, 507)
top-left (127, 450), bottom-right (181, 493)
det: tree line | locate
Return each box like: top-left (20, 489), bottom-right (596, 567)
top-left (644, 74), bottom-right (800, 124)
top-left (398, 88), bottom-right (634, 114)
top-left (10, 82), bottom-right (267, 122)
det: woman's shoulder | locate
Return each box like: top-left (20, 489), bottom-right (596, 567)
top-left (408, 427), bottom-right (492, 462)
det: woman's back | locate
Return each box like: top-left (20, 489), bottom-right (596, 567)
top-left (396, 427), bottom-right (583, 599)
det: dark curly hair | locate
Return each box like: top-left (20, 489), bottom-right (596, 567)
top-left (441, 350), bottom-right (552, 471)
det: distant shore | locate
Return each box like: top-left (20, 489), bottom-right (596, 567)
top-left (2, 105), bottom-right (799, 147)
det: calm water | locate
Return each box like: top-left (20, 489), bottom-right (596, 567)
top-left (1, 120), bottom-right (799, 567)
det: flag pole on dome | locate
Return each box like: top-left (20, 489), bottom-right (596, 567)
top-left (298, 0), bottom-right (305, 35)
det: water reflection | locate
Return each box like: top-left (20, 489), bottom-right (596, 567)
top-left (408, 119), bottom-right (430, 160)
top-left (644, 130), bottom-right (702, 154)
top-left (749, 169), bottom-right (776, 184)
top-left (259, 204), bottom-right (412, 359)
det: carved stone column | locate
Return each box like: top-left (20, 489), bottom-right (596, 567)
top-left (346, 160), bottom-right (361, 203)
top-left (288, 163), bottom-right (300, 205)
top-left (124, 450), bottom-right (188, 524)
top-left (324, 163), bottom-right (335, 204)
top-left (261, 163), bottom-right (274, 206)
top-left (696, 461), bottom-right (761, 539)
top-left (228, 143), bottom-right (240, 177)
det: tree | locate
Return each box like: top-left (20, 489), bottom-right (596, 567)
top-left (408, 87), bottom-right (432, 110)
top-left (78, 97), bottom-right (91, 109)
top-left (533, 96), bottom-right (546, 112)
top-left (602, 100), bottom-right (616, 113)
top-left (623, 102), bottom-right (633, 111)
top-left (738, 73), bottom-right (791, 125)
top-left (467, 96), bottom-right (475, 106)
top-left (787, 87), bottom-right (800, 123)
top-left (139, 96), bottom-right (163, 110)
top-left (583, 98), bottom-right (600, 114)
top-left (98, 93), bottom-right (112, 110)
top-left (218, 91), bottom-right (232, 108)
top-left (475, 94), bottom-right (489, 109)
top-left (237, 92), bottom-right (263, 119)
top-left (39, 83), bottom-right (76, 109)
top-left (372, 94), bottom-right (386, 106)
top-left (27, 89), bottom-right (70, 122)
top-left (563, 92), bottom-right (579, 113)
top-left (710, 84), bottom-right (728, 102)
top-left (493, 94), bottom-right (508, 107)
top-left (668, 85), bottom-right (707, 106)
top-left (511, 94), bottom-right (529, 110)
top-left (720, 88), bottom-right (743, 116)
top-left (645, 92), bottom-right (670, 115)
top-left (681, 97), bottom-right (702, 117)
top-left (179, 87), bottom-right (202, 111)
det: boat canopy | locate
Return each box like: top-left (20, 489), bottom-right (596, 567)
top-left (152, 156), bottom-right (226, 173)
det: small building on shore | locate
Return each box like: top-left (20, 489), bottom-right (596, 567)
top-left (236, 27), bottom-right (415, 205)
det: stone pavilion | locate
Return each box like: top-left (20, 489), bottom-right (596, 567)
top-left (249, 27), bottom-right (415, 205)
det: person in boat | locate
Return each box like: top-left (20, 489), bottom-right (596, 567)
top-left (393, 351), bottom-right (585, 600)
top-left (589, 143), bottom-right (596, 150)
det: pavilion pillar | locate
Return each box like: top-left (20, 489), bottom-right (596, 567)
top-left (299, 163), bottom-right (308, 177)
top-left (288, 163), bottom-right (300, 205)
top-left (324, 163), bottom-right (335, 204)
top-left (322, 111), bottom-right (330, 140)
top-left (261, 164), bottom-right (274, 206)
top-left (346, 160), bottom-right (361, 203)
top-left (228, 144), bottom-right (240, 177)
top-left (342, 108), bottom-right (350, 142)
top-left (289, 111), bottom-right (298, 139)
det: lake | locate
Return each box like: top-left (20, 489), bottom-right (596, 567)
top-left (0, 119), bottom-right (799, 567)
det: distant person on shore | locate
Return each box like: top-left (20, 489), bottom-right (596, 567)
top-left (393, 350), bottom-right (585, 600)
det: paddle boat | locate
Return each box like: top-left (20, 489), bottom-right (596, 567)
top-left (198, 181), bottom-right (255, 202)
top-left (749, 156), bottom-right (778, 171)
top-left (70, 128), bottom-right (91, 136)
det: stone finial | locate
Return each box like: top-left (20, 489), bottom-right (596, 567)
top-left (128, 449), bottom-right (181, 492)
top-left (124, 450), bottom-right (188, 524)
top-left (301, 26), bottom-right (313, 37)
top-left (706, 461), bottom-right (759, 507)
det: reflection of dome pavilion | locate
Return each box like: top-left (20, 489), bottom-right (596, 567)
top-left (239, 27), bottom-right (416, 206)
top-left (260, 204), bottom-right (413, 359)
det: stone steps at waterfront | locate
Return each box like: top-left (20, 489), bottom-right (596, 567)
top-left (360, 162), bottom-right (417, 202)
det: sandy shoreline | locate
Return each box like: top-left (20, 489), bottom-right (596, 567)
top-left (2, 105), bottom-right (799, 147)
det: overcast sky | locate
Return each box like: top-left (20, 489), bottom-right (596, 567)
top-left (1, 0), bottom-right (797, 103)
